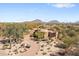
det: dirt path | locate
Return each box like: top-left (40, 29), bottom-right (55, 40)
top-left (17, 34), bottom-right (40, 56)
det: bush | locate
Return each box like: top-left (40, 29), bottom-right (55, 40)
top-left (66, 48), bottom-right (79, 56)
top-left (55, 43), bottom-right (67, 49)
top-left (42, 52), bottom-right (47, 55)
top-left (49, 53), bottom-right (56, 56)
top-left (2, 43), bottom-right (10, 50)
top-left (33, 30), bottom-right (45, 41)
top-left (41, 45), bottom-right (44, 47)
top-left (40, 49), bottom-right (43, 51)
top-left (62, 36), bottom-right (78, 48)
top-left (47, 47), bottom-right (50, 50)
top-left (65, 30), bottom-right (76, 37)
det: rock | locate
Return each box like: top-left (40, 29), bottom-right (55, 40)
top-left (25, 44), bottom-right (31, 48)
top-left (57, 50), bottom-right (66, 56)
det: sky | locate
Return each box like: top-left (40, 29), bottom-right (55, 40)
top-left (0, 3), bottom-right (79, 22)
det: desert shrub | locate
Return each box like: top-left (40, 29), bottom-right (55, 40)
top-left (49, 53), bottom-right (56, 56)
top-left (40, 49), bottom-right (43, 51)
top-left (46, 41), bottom-right (50, 44)
top-left (33, 30), bottom-right (45, 41)
top-left (65, 29), bottom-right (76, 37)
top-left (39, 25), bottom-right (46, 29)
top-left (55, 43), bottom-right (67, 49)
top-left (60, 26), bottom-right (79, 48)
top-left (41, 39), bottom-right (47, 41)
top-left (42, 52), bottom-right (47, 55)
top-left (47, 47), bottom-right (50, 50)
top-left (41, 44), bottom-right (44, 48)
top-left (13, 49), bottom-right (18, 54)
top-left (26, 22), bottom-right (40, 29)
top-left (2, 43), bottom-right (10, 50)
top-left (62, 36), bottom-right (78, 48)
top-left (36, 41), bottom-right (39, 44)
top-left (66, 48), bottom-right (79, 56)
top-left (74, 27), bottom-right (79, 32)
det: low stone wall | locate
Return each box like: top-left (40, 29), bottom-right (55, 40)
top-left (30, 28), bottom-right (58, 40)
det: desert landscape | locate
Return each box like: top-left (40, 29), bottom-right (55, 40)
top-left (0, 20), bottom-right (79, 56)
top-left (0, 3), bottom-right (79, 56)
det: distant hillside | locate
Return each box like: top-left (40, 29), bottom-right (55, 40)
top-left (30, 19), bottom-right (43, 23)
top-left (74, 21), bottom-right (79, 24)
top-left (47, 20), bottom-right (60, 24)
top-left (1, 19), bottom-right (79, 25)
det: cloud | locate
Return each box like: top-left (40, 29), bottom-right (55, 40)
top-left (52, 3), bottom-right (76, 8)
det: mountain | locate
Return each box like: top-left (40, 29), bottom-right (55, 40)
top-left (23, 19), bottom-right (60, 24)
top-left (20, 19), bottom-right (61, 24)
top-left (31, 19), bottom-right (42, 23)
top-left (48, 20), bottom-right (60, 24)
top-left (75, 21), bottom-right (79, 24)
